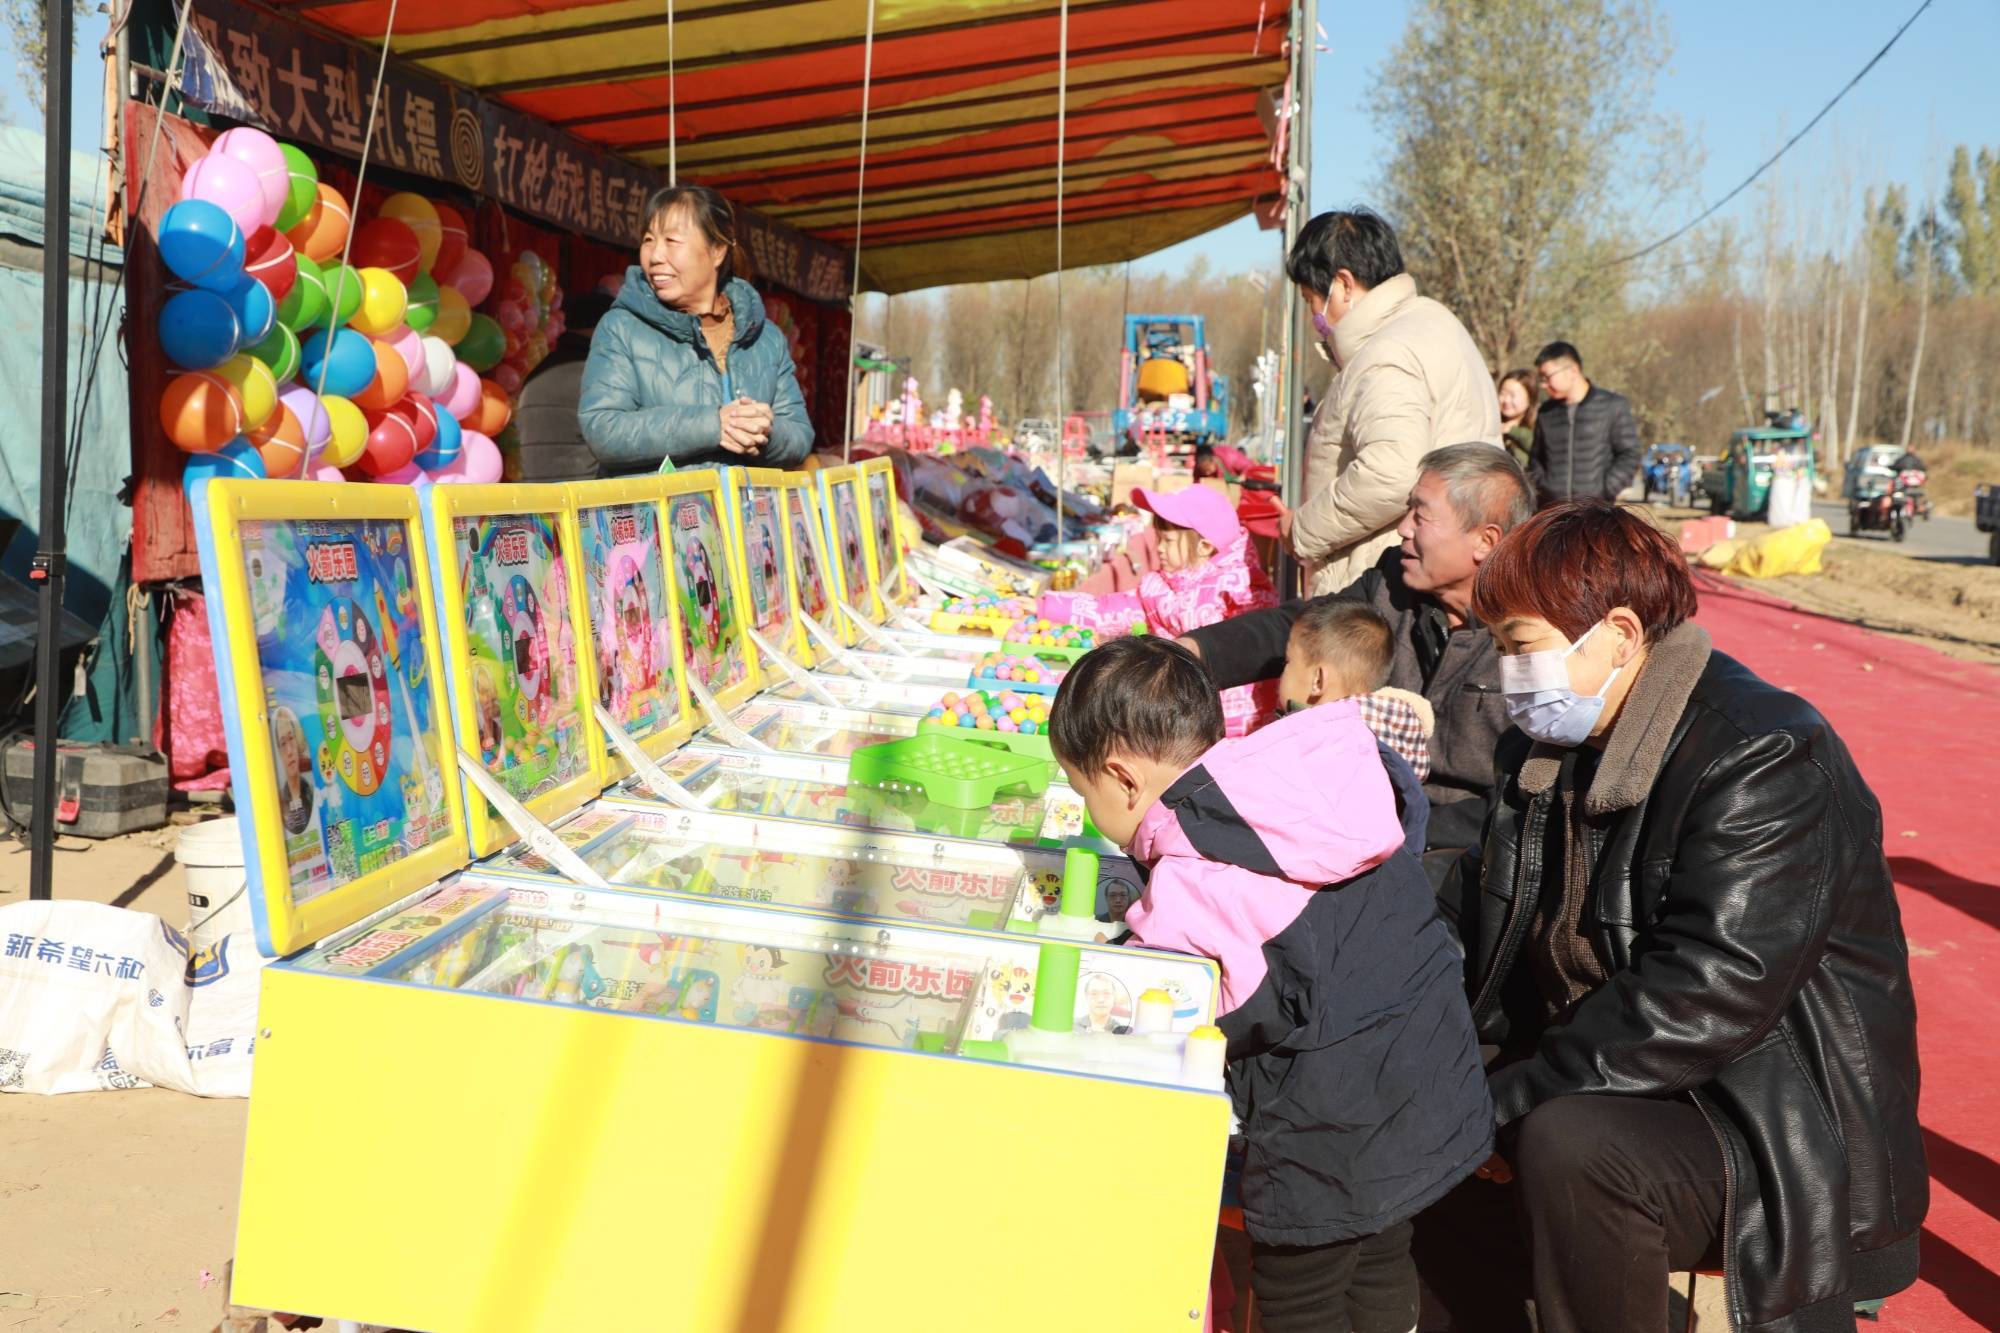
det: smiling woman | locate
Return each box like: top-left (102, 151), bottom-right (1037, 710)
top-left (576, 184), bottom-right (813, 472)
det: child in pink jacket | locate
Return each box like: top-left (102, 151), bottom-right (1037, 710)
top-left (1038, 485), bottom-right (1277, 735)
top-left (1048, 636), bottom-right (1492, 1333)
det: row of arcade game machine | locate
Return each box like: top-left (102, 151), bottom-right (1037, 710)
top-left (193, 459), bottom-right (1230, 1332)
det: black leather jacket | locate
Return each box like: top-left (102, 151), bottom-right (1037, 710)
top-left (1447, 648), bottom-right (1926, 1332)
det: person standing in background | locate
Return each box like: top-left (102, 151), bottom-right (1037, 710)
top-left (1282, 209), bottom-right (1500, 596)
top-left (1528, 342), bottom-right (1639, 504)
top-left (1496, 369), bottom-right (1538, 472)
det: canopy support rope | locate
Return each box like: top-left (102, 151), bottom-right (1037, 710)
top-left (841, 0), bottom-right (879, 463)
top-left (1053, 0), bottom-right (1070, 543)
top-left (299, 0), bottom-right (403, 475)
top-left (665, 0), bottom-right (677, 184)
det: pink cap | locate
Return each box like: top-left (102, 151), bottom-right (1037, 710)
top-left (1132, 484), bottom-right (1241, 551)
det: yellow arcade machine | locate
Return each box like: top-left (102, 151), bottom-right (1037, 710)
top-left (194, 479), bottom-right (1233, 1332)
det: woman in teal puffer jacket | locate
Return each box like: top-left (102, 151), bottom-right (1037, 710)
top-left (579, 184), bottom-right (814, 471)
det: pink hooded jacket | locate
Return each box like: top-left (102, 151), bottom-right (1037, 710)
top-left (1124, 699), bottom-right (1404, 1014)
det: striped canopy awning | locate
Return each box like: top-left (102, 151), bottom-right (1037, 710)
top-left (270, 0), bottom-right (1292, 292)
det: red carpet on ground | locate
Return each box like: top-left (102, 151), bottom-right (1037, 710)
top-left (1693, 573), bottom-right (2000, 1331)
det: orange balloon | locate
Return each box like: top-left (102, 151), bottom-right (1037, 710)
top-left (249, 403), bottom-right (307, 476)
top-left (160, 370), bottom-right (244, 453)
top-left (469, 378), bottom-right (513, 436)
top-left (285, 182), bottom-right (352, 265)
top-left (351, 338), bottom-right (410, 411)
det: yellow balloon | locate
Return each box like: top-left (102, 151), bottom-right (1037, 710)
top-left (215, 353), bottom-right (277, 433)
top-left (349, 266), bottom-right (409, 337)
top-left (379, 193), bottom-right (443, 273)
top-left (320, 394), bottom-right (368, 468)
top-left (431, 284), bottom-right (472, 344)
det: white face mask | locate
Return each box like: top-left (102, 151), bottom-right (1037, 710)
top-left (1497, 621), bottom-right (1624, 747)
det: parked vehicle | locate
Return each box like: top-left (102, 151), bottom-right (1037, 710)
top-left (1976, 482), bottom-right (2000, 565)
top-left (1642, 444), bottom-right (1693, 506)
top-left (1700, 423), bottom-right (1815, 519)
top-left (1844, 444), bottom-right (1932, 539)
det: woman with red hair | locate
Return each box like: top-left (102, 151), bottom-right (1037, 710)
top-left (1420, 499), bottom-right (1926, 1333)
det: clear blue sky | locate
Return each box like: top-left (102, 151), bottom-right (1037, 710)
top-left (9, 1), bottom-right (1998, 276)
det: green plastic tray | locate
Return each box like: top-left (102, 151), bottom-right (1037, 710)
top-left (998, 635), bottom-right (1093, 663)
top-left (848, 733), bottom-right (1052, 808)
top-left (919, 717), bottom-right (1054, 761)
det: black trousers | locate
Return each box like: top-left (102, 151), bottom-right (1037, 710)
top-left (1412, 1095), bottom-right (1728, 1333)
top-left (1250, 1218), bottom-right (1418, 1333)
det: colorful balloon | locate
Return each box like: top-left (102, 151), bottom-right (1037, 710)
top-left (438, 248), bottom-right (493, 306)
top-left (416, 335), bottom-right (458, 397)
top-left (468, 378), bottom-right (513, 436)
top-left (397, 394), bottom-right (439, 452)
top-left (180, 151), bottom-right (265, 236)
top-left (431, 202), bottom-right (469, 279)
top-left (430, 284), bottom-right (472, 344)
top-left (388, 325), bottom-right (425, 383)
top-left (349, 218), bottom-right (421, 284)
top-left (308, 460), bottom-right (349, 483)
top-left (322, 262), bottom-right (364, 328)
top-left (243, 227), bottom-right (298, 303)
top-left (358, 406), bottom-right (418, 476)
top-left (285, 182), bottom-right (351, 264)
top-left (454, 313), bottom-right (505, 372)
top-left (457, 429), bottom-right (503, 483)
top-left (349, 266), bottom-right (408, 337)
top-left (319, 395), bottom-right (368, 468)
top-left (378, 194), bottom-right (442, 273)
top-left (158, 288), bottom-right (240, 370)
top-left (300, 327), bottom-right (376, 399)
top-left (159, 199), bottom-right (245, 291)
top-left (491, 361), bottom-right (523, 397)
top-left (222, 276), bottom-right (276, 346)
top-left (215, 353), bottom-right (278, 432)
top-left (182, 438), bottom-right (266, 494)
top-left (351, 338), bottom-right (411, 412)
top-left (248, 322), bottom-right (301, 385)
top-left (210, 127), bottom-right (288, 230)
top-left (276, 254), bottom-right (328, 332)
top-left (278, 384), bottom-right (332, 453)
top-left (160, 370), bottom-right (244, 453)
top-left (415, 400), bottom-right (462, 470)
top-left (249, 403), bottom-right (308, 477)
top-left (274, 144), bottom-right (319, 232)
top-left (439, 361), bottom-right (482, 422)
top-left (403, 271), bottom-right (440, 334)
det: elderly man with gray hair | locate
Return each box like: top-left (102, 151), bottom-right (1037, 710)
top-left (1182, 445), bottom-right (1534, 876)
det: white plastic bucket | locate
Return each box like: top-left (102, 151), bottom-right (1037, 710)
top-left (176, 816), bottom-right (254, 951)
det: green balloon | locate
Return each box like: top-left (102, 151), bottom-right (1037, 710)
top-left (454, 312), bottom-right (504, 372)
top-left (249, 322), bottom-right (301, 385)
top-left (276, 254), bottom-right (327, 333)
top-left (404, 271), bottom-right (439, 334)
top-left (274, 144), bottom-right (319, 232)
top-left (324, 263), bottom-right (364, 328)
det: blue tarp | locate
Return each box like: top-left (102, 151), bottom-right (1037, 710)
top-left (0, 125), bottom-right (144, 743)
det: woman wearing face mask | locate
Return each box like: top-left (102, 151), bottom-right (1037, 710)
top-left (578, 184), bottom-right (813, 472)
top-left (1283, 208), bottom-right (1500, 596)
top-left (1415, 499), bottom-right (1925, 1333)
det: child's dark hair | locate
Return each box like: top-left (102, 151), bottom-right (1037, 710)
top-left (1288, 602), bottom-right (1394, 692)
top-left (1048, 636), bottom-right (1224, 776)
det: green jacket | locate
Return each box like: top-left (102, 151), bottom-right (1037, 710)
top-left (578, 268), bottom-right (814, 471)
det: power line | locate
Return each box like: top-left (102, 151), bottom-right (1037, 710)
top-left (1604, 0), bottom-right (1934, 270)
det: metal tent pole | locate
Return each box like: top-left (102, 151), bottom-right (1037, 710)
top-left (30, 0), bottom-right (77, 898)
top-left (1275, 0), bottom-right (1315, 598)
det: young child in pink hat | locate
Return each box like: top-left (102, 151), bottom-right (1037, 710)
top-left (1039, 484), bottom-right (1278, 735)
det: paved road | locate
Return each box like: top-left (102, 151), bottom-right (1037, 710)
top-left (1810, 501), bottom-right (1995, 564)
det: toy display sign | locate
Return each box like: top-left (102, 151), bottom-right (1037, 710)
top-left (723, 469), bottom-right (799, 665)
top-left (192, 480), bottom-right (468, 958)
top-left (818, 466), bottom-right (876, 628)
top-left (663, 472), bottom-right (757, 709)
top-left (424, 486), bottom-right (599, 856)
top-left (857, 457), bottom-right (907, 607)
top-left (784, 477), bottom-right (833, 654)
top-left (571, 478), bottom-right (691, 777)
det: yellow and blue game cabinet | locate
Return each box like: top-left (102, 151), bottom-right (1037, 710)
top-left (421, 483), bottom-right (602, 858)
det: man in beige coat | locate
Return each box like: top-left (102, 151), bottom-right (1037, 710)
top-left (1283, 210), bottom-right (1501, 595)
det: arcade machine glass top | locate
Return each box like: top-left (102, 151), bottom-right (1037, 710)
top-left (423, 484), bottom-right (600, 857)
top-left (192, 480), bottom-right (469, 957)
top-left (567, 476), bottom-right (696, 784)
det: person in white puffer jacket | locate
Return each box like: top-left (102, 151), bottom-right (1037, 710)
top-left (1284, 209), bottom-right (1500, 595)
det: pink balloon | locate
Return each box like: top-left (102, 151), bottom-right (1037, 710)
top-left (309, 461), bottom-right (349, 483)
top-left (278, 385), bottom-right (333, 452)
top-left (389, 325), bottom-right (425, 382)
top-left (440, 249), bottom-right (493, 306)
top-left (181, 152), bottom-right (267, 237)
top-left (434, 429), bottom-right (501, 484)
top-left (374, 461), bottom-right (431, 485)
top-left (211, 127), bottom-right (287, 231)
top-left (440, 361), bottom-right (482, 422)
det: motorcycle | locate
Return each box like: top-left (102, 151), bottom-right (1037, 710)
top-left (1847, 476), bottom-right (1916, 542)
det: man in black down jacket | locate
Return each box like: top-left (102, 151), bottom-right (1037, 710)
top-left (1423, 500), bottom-right (1924, 1333)
top-left (1530, 341), bottom-right (1641, 503)
top-left (1182, 444), bottom-right (1532, 874)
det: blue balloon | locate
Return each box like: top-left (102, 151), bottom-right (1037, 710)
top-left (298, 327), bottom-right (376, 399)
top-left (415, 401), bottom-right (462, 469)
top-left (158, 288), bottom-right (240, 370)
top-left (182, 438), bottom-right (267, 503)
top-left (158, 199), bottom-right (245, 292)
top-left (222, 276), bottom-right (275, 346)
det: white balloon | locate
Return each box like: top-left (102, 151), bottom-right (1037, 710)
top-left (417, 335), bottom-right (458, 398)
